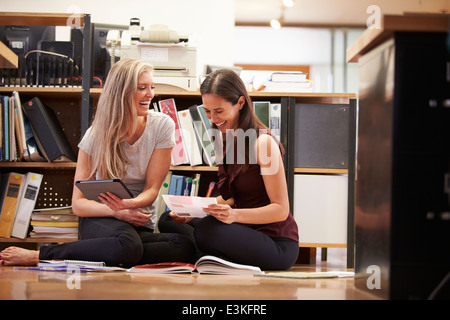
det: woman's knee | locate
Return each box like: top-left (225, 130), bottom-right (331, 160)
top-left (112, 231), bottom-right (144, 267)
top-left (157, 211), bottom-right (173, 232)
top-left (169, 233), bottom-right (196, 261)
top-left (194, 216), bottom-right (224, 252)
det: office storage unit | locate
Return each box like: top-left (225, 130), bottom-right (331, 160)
top-left (293, 103), bottom-right (349, 169)
top-left (293, 174), bottom-right (348, 245)
top-left (348, 14), bottom-right (450, 299)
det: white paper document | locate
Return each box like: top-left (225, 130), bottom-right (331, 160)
top-left (162, 195), bottom-right (217, 218)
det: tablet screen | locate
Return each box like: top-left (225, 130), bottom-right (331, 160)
top-left (75, 179), bottom-right (134, 201)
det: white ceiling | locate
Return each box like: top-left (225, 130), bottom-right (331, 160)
top-left (235, 0), bottom-right (450, 27)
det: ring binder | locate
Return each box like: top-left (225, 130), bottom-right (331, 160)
top-left (21, 97), bottom-right (76, 162)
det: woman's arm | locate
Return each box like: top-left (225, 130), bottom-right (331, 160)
top-left (99, 147), bottom-right (172, 213)
top-left (71, 149), bottom-right (120, 218)
top-left (128, 147), bottom-right (172, 209)
top-left (71, 148), bottom-right (172, 226)
top-left (206, 134), bottom-right (290, 224)
top-left (216, 195), bottom-right (235, 206)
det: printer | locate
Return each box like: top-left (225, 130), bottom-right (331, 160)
top-left (114, 24), bottom-right (198, 91)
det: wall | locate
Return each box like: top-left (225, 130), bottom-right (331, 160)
top-left (1, 0), bottom-right (236, 74)
top-left (233, 26), bottom-right (364, 93)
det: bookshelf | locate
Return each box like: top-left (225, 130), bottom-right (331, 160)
top-left (2, 87), bottom-right (356, 264)
top-left (0, 12), bottom-right (92, 245)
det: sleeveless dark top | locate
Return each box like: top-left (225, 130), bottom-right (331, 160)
top-left (217, 133), bottom-right (299, 242)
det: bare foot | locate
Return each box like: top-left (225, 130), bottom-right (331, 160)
top-left (0, 246), bottom-right (39, 266)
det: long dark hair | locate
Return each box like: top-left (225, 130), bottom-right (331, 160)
top-left (200, 69), bottom-right (284, 171)
top-left (200, 69), bottom-right (266, 133)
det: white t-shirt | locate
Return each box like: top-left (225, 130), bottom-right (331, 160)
top-left (78, 112), bottom-right (175, 229)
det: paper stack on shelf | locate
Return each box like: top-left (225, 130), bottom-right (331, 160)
top-left (29, 206), bottom-right (78, 239)
top-left (262, 72), bottom-right (313, 93)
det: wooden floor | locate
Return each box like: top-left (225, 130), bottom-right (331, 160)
top-left (0, 248), bottom-right (381, 301)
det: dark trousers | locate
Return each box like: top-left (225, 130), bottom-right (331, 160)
top-left (158, 212), bottom-right (299, 270)
top-left (39, 217), bottom-right (196, 267)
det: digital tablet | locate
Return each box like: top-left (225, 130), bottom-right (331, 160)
top-left (75, 179), bottom-right (134, 201)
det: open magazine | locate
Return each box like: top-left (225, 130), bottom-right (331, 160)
top-left (128, 255), bottom-right (263, 275)
top-left (15, 259), bottom-right (127, 272)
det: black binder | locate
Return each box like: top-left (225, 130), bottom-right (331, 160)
top-left (21, 97), bottom-right (76, 162)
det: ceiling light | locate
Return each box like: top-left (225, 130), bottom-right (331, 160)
top-left (282, 0), bottom-right (295, 8)
top-left (270, 18), bottom-right (281, 29)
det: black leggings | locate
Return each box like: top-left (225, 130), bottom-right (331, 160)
top-left (158, 212), bottom-right (299, 270)
top-left (39, 217), bottom-right (196, 267)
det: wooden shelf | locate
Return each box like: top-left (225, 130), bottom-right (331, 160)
top-left (90, 88), bottom-right (202, 97)
top-left (0, 12), bottom-right (86, 27)
top-left (294, 168), bottom-right (348, 174)
top-left (0, 86), bottom-right (83, 98)
top-left (0, 86), bottom-right (83, 93)
top-left (0, 164), bottom-right (347, 173)
top-left (299, 243), bottom-right (347, 248)
top-left (347, 13), bottom-right (450, 63)
top-left (0, 162), bottom-right (77, 169)
top-left (0, 237), bottom-right (77, 243)
top-left (90, 88), bottom-right (356, 104)
top-left (0, 163), bottom-right (220, 171)
top-left (170, 165), bottom-right (218, 172)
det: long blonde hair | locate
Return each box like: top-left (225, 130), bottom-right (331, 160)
top-left (87, 58), bottom-right (153, 179)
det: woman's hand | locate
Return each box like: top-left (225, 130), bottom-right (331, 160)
top-left (112, 208), bottom-right (152, 227)
top-left (98, 192), bottom-right (134, 211)
top-left (99, 192), bottom-right (150, 226)
top-left (168, 211), bottom-right (194, 224)
top-left (205, 204), bottom-right (237, 224)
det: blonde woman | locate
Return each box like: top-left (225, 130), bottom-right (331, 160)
top-left (0, 58), bottom-right (195, 267)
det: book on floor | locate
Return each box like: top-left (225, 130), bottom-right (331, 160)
top-left (15, 259), bottom-right (127, 272)
top-left (128, 255), bottom-right (263, 275)
top-left (255, 271), bottom-right (355, 279)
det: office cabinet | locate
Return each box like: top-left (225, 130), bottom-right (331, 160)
top-left (286, 95), bottom-right (357, 267)
top-left (293, 103), bottom-right (349, 169)
top-left (293, 174), bottom-right (348, 245)
top-left (348, 14), bottom-right (450, 299)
